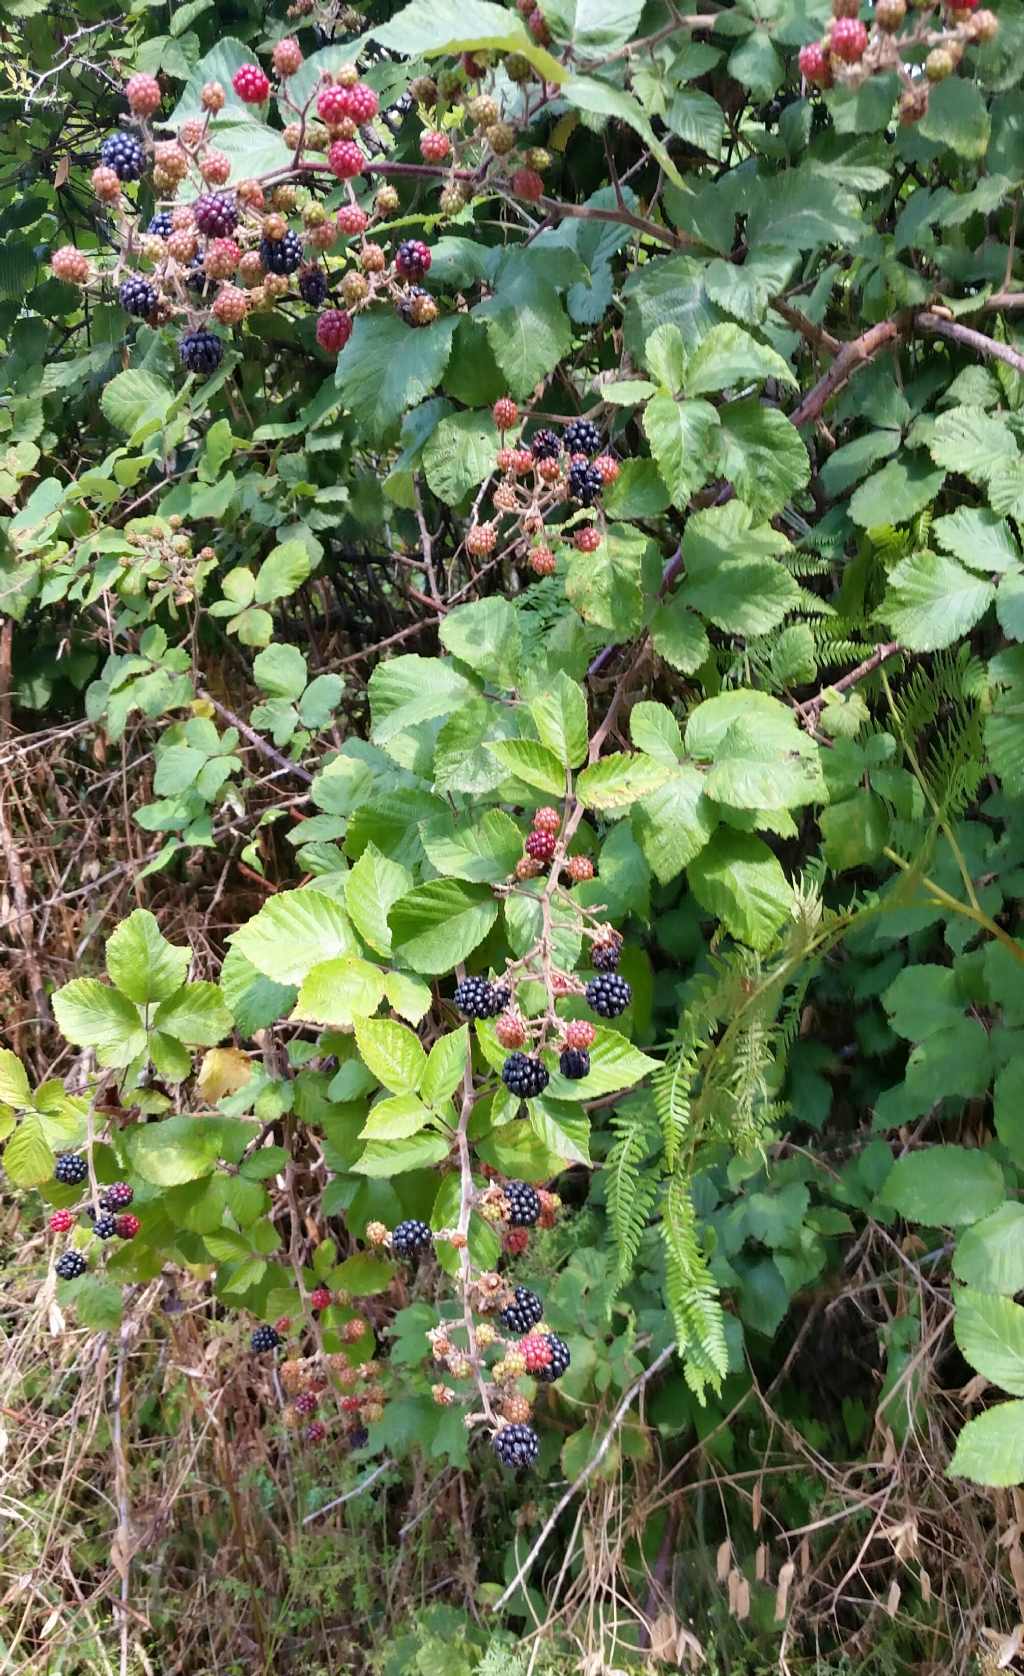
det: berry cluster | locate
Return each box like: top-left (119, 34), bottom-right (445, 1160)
top-left (798, 0), bottom-right (996, 117)
top-left (50, 52), bottom-right (453, 378)
top-left (49, 1160), bottom-right (143, 1276)
top-left (465, 404), bottom-right (621, 582)
top-left (398, 65), bottom-right (555, 222)
top-left (280, 1351), bottom-right (387, 1446)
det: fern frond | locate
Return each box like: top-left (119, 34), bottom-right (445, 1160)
top-left (606, 1110), bottom-right (659, 1289)
top-left (662, 1175), bottom-right (728, 1405)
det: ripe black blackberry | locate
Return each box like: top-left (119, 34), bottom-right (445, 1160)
top-left (179, 329), bottom-right (223, 374)
top-left (251, 1324), bottom-right (282, 1353)
top-left (100, 1182), bottom-right (134, 1210)
top-left (118, 275), bottom-right (156, 317)
top-left (500, 1285), bottom-right (544, 1334)
top-left (564, 418), bottom-right (602, 455)
top-left (193, 192), bottom-right (238, 236)
top-left (501, 1052), bottom-right (549, 1099)
top-left (586, 973), bottom-right (631, 1018)
top-left (100, 132), bottom-right (145, 181)
top-left (147, 211), bottom-right (173, 237)
top-left (534, 1333), bottom-right (570, 1383)
top-left (54, 1153), bottom-right (88, 1186)
top-left (568, 461), bottom-right (604, 507)
top-left (493, 1422), bottom-right (539, 1468)
top-left (55, 1250), bottom-right (87, 1280)
top-left (184, 254), bottom-right (208, 294)
top-left (506, 1181), bottom-right (541, 1228)
top-left (260, 230), bottom-right (304, 274)
top-left (92, 1212), bottom-right (118, 1240)
top-left (349, 1425), bottom-right (369, 1449)
top-left (530, 428), bottom-right (561, 461)
top-left (559, 1047), bottom-right (591, 1080)
top-left (298, 266), bottom-right (328, 305)
top-left (592, 934), bottom-right (623, 972)
top-left (454, 976), bottom-right (505, 1019)
top-left (391, 1218), bottom-right (432, 1260)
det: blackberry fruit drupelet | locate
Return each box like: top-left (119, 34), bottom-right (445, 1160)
top-left (505, 1181), bottom-right (541, 1228)
top-left (564, 417), bottom-right (602, 455)
top-left (101, 131), bottom-right (145, 181)
top-left (493, 1422), bottom-right (540, 1469)
top-left (586, 973), bottom-right (632, 1018)
top-left (559, 1047), bottom-right (591, 1080)
top-left (193, 192), bottom-right (238, 236)
top-left (500, 1285), bottom-right (544, 1334)
top-left (534, 1333), bottom-right (570, 1383)
top-left (530, 428), bottom-right (561, 461)
top-left (55, 1250), bottom-right (88, 1280)
top-left (147, 211), bottom-right (173, 237)
top-left (501, 1052), bottom-right (549, 1099)
top-left (118, 276), bottom-right (156, 317)
top-left (251, 1324), bottom-right (282, 1353)
top-left (54, 1153), bottom-right (88, 1186)
top-left (179, 329), bottom-right (223, 374)
top-left (260, 230), bottom-right (304, 274)
top-left (453, 976), bottom-right (507, 1019)
top-left (298, 267), bottom-right (328, 305)
top-left (568, 461), bottom-right (604, 507)
top-left (392, 1218), bottom-right (432, 1260)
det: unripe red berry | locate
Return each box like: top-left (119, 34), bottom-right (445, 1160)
top-left (126, 73), bottom-right (161, 116)
top-left (516, 856), bottom-right (544, 879)
top-left (273, 37), bottom-right (303, 77)
top-left (512, 448), bottom-right (533, 474)
top-left (309, 220), bottom-right (338, 249)
top-left (51, 245), bottom-right (90, 283)
top-left (798, 40), bottom-right (832, 82)
top-left (91, 166), bottom-right (121, 202)
top-left (519, 1333), bottom-right (553, 1372)
top-left (204, 237), bottom-right (241, 278)
top-left (305, 1420), bottom-right (327, 1444)
top-left (200, 150), bottom-right (231, 184)
top-left (316, 308), bottom-right (353, 353)
top-left (566, 854), bottom-right (595, 882)
top-left (593, 454), bottom-right (619, 484)
top-left (466, 522), bottom-right (497, 556)
top-left (512, 168), bottom-right (544, 202)
top-left (529, 546), bottom-right (556, 576)
top-left (495, 1010), bottom-right (528, 1049)
top-left (972, 8), bottom-right (998, 35)
top-left (537, 457), bottom-right (562, 484)
top-left (497, 448), bottom-right (517, 471)
top-left (360, 242), bottom-right (386, 273)
top-left (343, 83), bottom-right (379, 123)
top-left (329, 139), bottom-right (366, 179)
top-left (49, 1209), bottom-right (75, 1233)
top-left (213, 284), bottom-right (249, 325)
top-left (575, 526), bottom-right (602, 553)
top-left (830, 15), bottom-right (868, 57)
top-left (167, 229), bottom-right (197, 262)
top-left (420, 129), bottom-right (451, 162)
top-left (310, 1285), bottom-right (331, 1311)
top-left (115, 1213), bottom-right (141, 1239)
top-left (533, 806), bottom-right (560, 833)
top-left (233, 63), bottom-right (271, 102)
top-left (563, 1019), bottom-right (596, 1051)
top-left (502, 1391), bottom-right (532, 1421)
top-left (528, 7), bottom-right (551, 40)
top-left (337, 203), bottom-right (369, 236)
top-left (462, 51), bottom-right (486, 77)
top-left (525, 829), bottom-right (556, 863)
top-left (318, 85), bottom-right (350, 123)
top-left (493, 396), bottom-right (519, 430)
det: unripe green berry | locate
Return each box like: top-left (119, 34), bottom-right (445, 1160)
top-left (408, 75), bottom-right (438, 105)
top-left (439, 183), bottom-right (468, 214)
top-left (524, 147), bottom-right (551, 172)
top-left (505, 52), bottom-right (533, 81)
top-left (926, 44), bottom-right (954, 77)
top-left (874, 0), bottom-right (906, 28)
top-left (486, 121), bottom-right (516, 155)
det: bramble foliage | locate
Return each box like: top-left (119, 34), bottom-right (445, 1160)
top-left (5, 0), bottom-right (1024, 1664)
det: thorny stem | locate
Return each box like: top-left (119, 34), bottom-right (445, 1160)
top-left (456, 1061), bottom-right (495, 1424)
top-left (882, 847), bottom-right (1024, 963)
